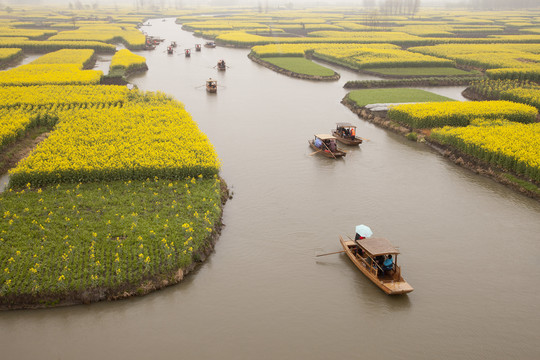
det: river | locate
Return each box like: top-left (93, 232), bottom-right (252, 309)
top-left (1, 18), bottom-right (540, 360)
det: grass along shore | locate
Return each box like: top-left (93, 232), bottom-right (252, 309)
top-left (262, 57), bottom-right (336, 77)
top-left (345, 88), bottom-right (455, 107)
top-left (248, 53), bottom-right (339, 81)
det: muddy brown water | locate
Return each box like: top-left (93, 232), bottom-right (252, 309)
top-left (1, 18), bottom-right (540, 360)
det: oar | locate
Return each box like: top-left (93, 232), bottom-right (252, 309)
top-left (309, 150), bottom-right (322, 156)
top-left (359, 136), bottom-right (371, 142)
top-left (316, 250), bottom-right (346, 257)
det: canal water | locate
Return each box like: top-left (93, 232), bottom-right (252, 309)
top-left (2, 18), bottom-right (540, 360)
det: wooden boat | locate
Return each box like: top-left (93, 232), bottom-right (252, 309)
top-left (308, 134), bottom-right (346, 158)
top-left (185, 49), bottom-right (191, 57)
top-left (332, 122), bottom-right (362, 146)
top-left (204, 41), bottom-right (216, 48)
top-left (340, 236), bottom-right (413, 295)
top-left (195, 44), bottom-right (201, 51)
top-left (148, 36), bottom-right (164, 43)
top-left (217, 59), bottom-right (226, 71)
top-left (170, 41), bottom-right (177, 48)
top-left (206, 78), bottom-right (217, 93)
top-left (167, 46), bottom-right (174, 54)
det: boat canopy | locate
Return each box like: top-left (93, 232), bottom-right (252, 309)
top-left (315, 134), bottom-right (337, 140)
top-left (336, 122), bottom-right (356, 128)
top-left (356, 237), bottom-right (400, 256)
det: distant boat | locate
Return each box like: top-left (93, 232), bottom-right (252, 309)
top-left (217, 59), bottom-right (226, 71)
top-left (167, 46), bottom-right (174, 54)
top-left (185, 49), bottom-right (191, 57)
top-left (195, 44), bottom-right (202, 51)
top-left (206, 78), bottom-right (217, 93)
top-left (332, 122), bottom-right (363, 146)
top-left (309, 134), bottom-right (346, 158)
top-left (204, 41), bottom-right (216, 48)
top-left (340, 236), bottom-right (413, 295)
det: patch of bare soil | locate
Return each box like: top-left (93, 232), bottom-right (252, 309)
top-left (0, 128), bottom-right (50, 176)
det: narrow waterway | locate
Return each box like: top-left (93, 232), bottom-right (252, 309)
top-left (2, 18), bottom-right (540, 360)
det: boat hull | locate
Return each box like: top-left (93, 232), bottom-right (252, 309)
top-left (339, 237), bottom-right (413, 295)
top-left (309, 140), bottom-right (346, 158)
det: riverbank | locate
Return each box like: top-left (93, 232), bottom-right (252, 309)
top-left (247, 53), bottom-right (340, 81)
top-left (341, 96), bottom-right (540, 201)
top-left (0, 51), bottom-right (24, 70)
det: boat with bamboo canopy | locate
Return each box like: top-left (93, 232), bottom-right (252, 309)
top-left (217, 59), bottom-right (226, 71)
top-left (332, 122), bottom-right (363, 146)
top-left (206, 78), bottom-right (217, 93)
top-left (308, 134), bottom-right (346, 158)
top-left (339, 236), bottom-right (413, 295)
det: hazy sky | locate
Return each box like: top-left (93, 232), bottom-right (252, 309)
top-left (8, 0), bottom-right (464, 6)
top-left (7, 0), bottom-right (537, 9)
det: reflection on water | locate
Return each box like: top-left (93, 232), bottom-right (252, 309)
top-left (1, 17), bottom-right (540, 360)
top-left (1, 54), bottom-right (41, 71)
top-left (92, 54), bottom-right (113, 73)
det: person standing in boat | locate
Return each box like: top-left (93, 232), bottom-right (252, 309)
top-left (350, 127), bottom-right (356, 140)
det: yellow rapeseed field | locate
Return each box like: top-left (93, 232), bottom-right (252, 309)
top-left (9, 93), bottom-right (220, 187)
top-left (431, 122), bottom-right (540, 182)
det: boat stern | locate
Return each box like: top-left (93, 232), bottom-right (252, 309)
top-left (384, 281), bottom-right (414, 295)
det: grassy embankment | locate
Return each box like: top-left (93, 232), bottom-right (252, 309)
top-left (262, 57), bottom-right (336, 77)
top-left (345, 88), bottom-right (455, 107)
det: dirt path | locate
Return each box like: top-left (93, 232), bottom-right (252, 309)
top-left (0, 128), bottom-right (50, 176)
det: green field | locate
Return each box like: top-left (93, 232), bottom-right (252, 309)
top-left (367, 67), bottom-right (476, 77)
top-left (262, 57), bottom-right (336, 77)
top-left (346, 88), bottom-right (455, 107)
top-left (0, 176), bottom-right (224, 305)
